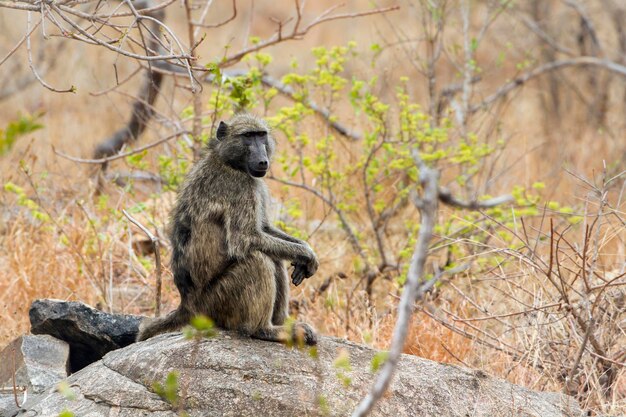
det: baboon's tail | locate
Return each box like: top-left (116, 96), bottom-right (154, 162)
top-left (136, 306), bottom-right (191, 342)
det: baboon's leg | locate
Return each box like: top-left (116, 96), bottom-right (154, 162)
top-left (272, 260), bottom-right (289, 326)
top-left (203, 251), bottom-right (276, 332)
top-left (204, 252), bottom-right (317, 346)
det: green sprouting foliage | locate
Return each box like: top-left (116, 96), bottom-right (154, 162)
top-left (262, 43), bottom-right (561, 280)
top-left (144, 41), bottom-right (569, 289)
top-left (57, 381), bottom-right (77, 401)
top-left (333, 349), bottom-right (352, 387)
top-left (370, 351), bottom-right (389, 372)
top-left (4, 181), bottom-right (51, 223)
top-left (0, 112), bottom-right (44, 156)
top-left (182, 314), bottom-right (217, 340)
top-left (126, 150), bottom-right (148, 171)
top-left (158, 141), bottom-right (192, 191)
top-left (152, 371), bottom-right (181, 408)
top-left (55, 381), bottom-right (77, 417)
top-left (318, 394), bottom-right (331, 416)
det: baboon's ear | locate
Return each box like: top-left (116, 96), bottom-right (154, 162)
top-left (216, 121), bottom-right (228, 141)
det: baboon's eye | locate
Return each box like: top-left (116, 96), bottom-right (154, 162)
top-left (241, 131), bottom-right (266, 139)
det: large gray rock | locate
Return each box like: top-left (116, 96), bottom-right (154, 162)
top-left (29, 299), bottom-right (142, 372)
top-left (0, 335), bottom-right (69, 417)
top-left (0, 335), bottom-right (69, 394)
top-left (16, 332), bottom-right (582, 417)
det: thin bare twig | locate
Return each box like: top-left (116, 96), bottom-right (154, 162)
top-left (11, 346), bottom-right (19, 407)
top-left (0, 16), bottom-right (42, 66)
top-left (268, 175), bottom-right (368, 263)
top-left (26, 12), bottom-right (75, 93)
top-left (54, 130), bottom-right (188, 164)
top-left (92, 1), bottom-right (167, 163)
top-left (192, 0), bottom-right (237, 28)
top-left (219, 4), bottom-right (400, 68)
top-left (122, 209), bottom-right (162, 317)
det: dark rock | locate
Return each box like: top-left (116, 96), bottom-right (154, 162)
top-left (17, 332), bottom-right (583, 417)
top-left (29, 299), bottom-right (142, 372)
top-left (0, 335), bottom-right (69, 417)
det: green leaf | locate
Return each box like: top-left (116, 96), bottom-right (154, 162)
top-left (371, 351), bottom-right (389, 372)
top-left (333, 349), bottom-right (352, 371)
top-left (152, 371), bottom-right (180, 407)
top-left (190, 314), bottom-right (214, 331)
top-left (57, 381), bottom-right (76, 401)
top-left (470, 38), bottom-right (478, 52)
top-left (0, 112), bottom-right (44, 156)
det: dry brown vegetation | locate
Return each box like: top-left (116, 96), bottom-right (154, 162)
top-left (1, 0), bottom-right (625, 415)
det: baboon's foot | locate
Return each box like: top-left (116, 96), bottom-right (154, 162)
top-left (291, 322), bottom-right (317, 346)
top-left (251, 322), bottom-right (317, 346)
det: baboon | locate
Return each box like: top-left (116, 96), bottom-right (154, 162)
top-left (137, 113), bottom-right (319, 345)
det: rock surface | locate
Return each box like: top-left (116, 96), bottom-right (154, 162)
top-left (16, 332), bottom-right (582, 417)
top-left (0, 335), bottom-right (69, 417)
top-left (29, 299), bottom-right (142, 372)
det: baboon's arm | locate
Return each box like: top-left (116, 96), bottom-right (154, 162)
top-left (262, 222), bottom-right (318, 285)
top-left (225, 210), bottom-right (316, 266)
top-left (257, 184), bottom-right (309, 247)
top-left (263, 223), bottom-right (307, 246)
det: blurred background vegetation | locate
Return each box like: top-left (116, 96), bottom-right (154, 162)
top-left (0, 0), bottom-right (624, 414)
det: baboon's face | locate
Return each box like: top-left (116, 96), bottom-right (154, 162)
top-left (215, 115), bottom-right (275, 178)
top-left (240, 130), bottom-right (270, 177)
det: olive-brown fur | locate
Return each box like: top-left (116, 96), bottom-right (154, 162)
top-left (137, 113), bottom-right (318, 345)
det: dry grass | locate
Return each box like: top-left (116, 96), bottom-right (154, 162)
top-left (1, 0), bottom-right (625, 415)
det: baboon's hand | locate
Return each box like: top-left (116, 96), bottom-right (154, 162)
top-left (291, 263), bottom-right (307, 286)
top-left (291, 249), bottom-right (318, 286)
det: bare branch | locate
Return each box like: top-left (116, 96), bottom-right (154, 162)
top-left (0, 15), bottom-right (41, 66)
top-left (192, 0), bottom-right (237, 29)
top-left (48, 3), bottom-right (192, 62)
top-left (354, 144), bottom-right (517, 415)
top-left (470, 57), bottom-right (626, 113)
top-left (26, 12), bottom-right (75, 93)
top-left (352, 151), bottom-right (438, 417)
top-left (54, 130), bottom-right (188, 164)
top-left (219, 4), bottom-right (400, 68)
top-left (438, 188), bottom-right (514, 209)
top-left (268, 175), bottom-right (368, 263)
top-left (122, 209), bottom-right (162, 317)
top-left (92, 1), bottom-right (169, 163)
top-left (513, 10), bottom-right (576, 56)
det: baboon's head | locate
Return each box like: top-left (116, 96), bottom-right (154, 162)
top-left (213, 113), bottom-right (275, 178)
